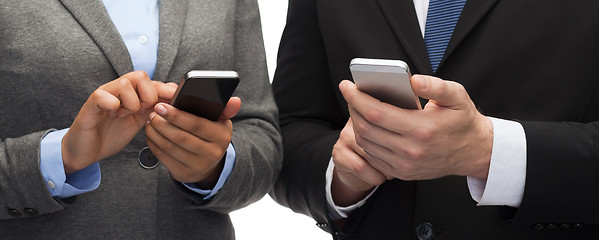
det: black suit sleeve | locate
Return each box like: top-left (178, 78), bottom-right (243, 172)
top-left (511, 120), bottom-right (599, 231)
top-left (269, 0), bottom-right (347, 233)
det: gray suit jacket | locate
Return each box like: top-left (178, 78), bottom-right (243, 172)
top-left (0, 0), bottom-right (282, 239)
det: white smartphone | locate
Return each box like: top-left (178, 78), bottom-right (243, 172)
top-left (349, 58), bottom-right (422, 110)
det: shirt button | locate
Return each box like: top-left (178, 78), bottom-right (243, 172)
top-left (47, 180), bottom-right (55, 189)
top-left (138, 35), bottom-right (148, 44)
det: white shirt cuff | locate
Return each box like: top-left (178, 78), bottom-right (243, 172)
top-left (467, 117), bottom-right (527, 208)
top-left (325, 157), bottom-right (378, 220)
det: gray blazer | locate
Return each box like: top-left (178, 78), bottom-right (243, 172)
top-left (0, 0), bottom-right (282, 239)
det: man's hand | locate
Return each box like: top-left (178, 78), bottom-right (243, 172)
top-left (339, 75), bottom-right (493, 181)
top-left (145, 96), bottom-right (241, 189)
top-left (62, 71), bottom-right (158, 174)
top-left (331, 118), bottom-right (388, 207)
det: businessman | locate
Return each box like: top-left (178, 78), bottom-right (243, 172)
top-left (272, 0), bottom-right (599, 239)
top-left (0, 0), bottom-right (281, 239)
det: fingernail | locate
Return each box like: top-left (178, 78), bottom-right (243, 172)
top-left (156, 104), bottom-right (167, 116)
top-left (149, 112), bottom-right (157, 120)
top-left (416, 76), bottom-right (429, 90)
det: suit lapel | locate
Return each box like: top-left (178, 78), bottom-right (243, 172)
top-left (59, 0), bottom-right (133, 77)
top-left (153, 0), bottom-right (189, 82)
top-left (376, 0), bottom-right (432, 74)
top-left (440, 0), bottom-right (499, 71)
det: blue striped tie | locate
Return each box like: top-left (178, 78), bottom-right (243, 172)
top-left (424, 0), bottom-right (467, 73)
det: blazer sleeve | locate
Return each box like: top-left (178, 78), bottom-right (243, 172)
top-left (510, 120), bottom-right (599, 231)
top-left (270, 0), bottom-right (346, 233)
top-left (176, 0), bottom-right (284, 214)
top-left (0, 130), bottom-right (64, 219)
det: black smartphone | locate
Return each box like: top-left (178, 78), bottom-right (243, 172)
top-left (170, 70), bottom-right (240, 121)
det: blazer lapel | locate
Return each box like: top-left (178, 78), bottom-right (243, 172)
top-left (59, 0), bottom-right (133, 77)
top-left (440, 0), bottom-right (500, 70)
top-left (376, 0), bottom-right (432, 74)
top-left (153, 0), bottom-right (189, 83)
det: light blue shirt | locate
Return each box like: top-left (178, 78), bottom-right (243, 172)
top-left (40, 0), bottom-right (236, 200)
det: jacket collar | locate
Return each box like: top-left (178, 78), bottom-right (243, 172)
top-left (58, 0), bottom-right (189, 81)
top-left (376, 0), bottom-right (500, 74)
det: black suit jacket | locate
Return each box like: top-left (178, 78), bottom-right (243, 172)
top-left (271, 0), bottom-right (599, 239)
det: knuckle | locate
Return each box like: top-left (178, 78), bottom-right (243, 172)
top-left (208, 147), bottom-right (225, 162)
top-left (130, 70), bottom-right (149, 81)
top-left (349, 159), bottom-right (367, 174)
top-left (354, 135), bottom-right (367, 149)
top-left (364, 108), bottom-right (384, 124)
top-left (353, 120), bottom-right (370, 137)
top-left (436, 80), bottom-right (450, 98)
top-left (117, 77), bottom-right (131, 87)
top-left (170, 133), bottom-right (188, 146)
top-left (161, 140), bottom-right (177, 153)
top-left (166, 109), bottom-right (181, 123)
top-left (187, 121), bottom-right (204, 134)
top-left (410, 127), bottom-right (435, 142)
top-left (89, 90), bottom-right (104, 102)
top-left (405, 148), bottom-right (425, 161)
top-left (396, 161), bottom-right (415, 178)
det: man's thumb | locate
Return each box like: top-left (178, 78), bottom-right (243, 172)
top-left (411, 74), bottom-right (469, 108)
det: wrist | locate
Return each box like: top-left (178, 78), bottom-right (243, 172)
top-left (61, 130), bottom-right (95, 175)
top-left (194, 157), bottom-right (225, 189)
top-left (467, 116), bottom-right (493, 179)
top-left (331, 167), bottom-right (375, 207)
top-left (61, 141), bottom-right (81, 175)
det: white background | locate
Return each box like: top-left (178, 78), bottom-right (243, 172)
top-left (229, 1), bottom-right (331, 240)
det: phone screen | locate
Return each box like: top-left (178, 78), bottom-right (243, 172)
top-left (170, 71), bottom-right (239, 121)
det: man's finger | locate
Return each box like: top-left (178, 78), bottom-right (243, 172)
top-left (410, 74), bottom-right (469, 109)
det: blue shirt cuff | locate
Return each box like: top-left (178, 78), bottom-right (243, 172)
top-left (40, 128), bottom-right (101, 198)
top-left (182, 143), bottom-right (236, 200)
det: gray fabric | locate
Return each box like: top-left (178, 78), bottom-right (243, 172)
top-left (0, 0), bottom-right (282, 239)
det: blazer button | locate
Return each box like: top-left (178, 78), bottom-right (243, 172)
top-left (7, 208), bottom-right (22, 217)
top-left (559, 223), bottom-right (571, 229)
top-left (532, 223), bottom-right (545, 230)
top-left (315, 222), bottom-right (328, 227)
top-left (573, 223), bottom-right (585, 228)
top-left (546, 223), bottom-right (557, 230)
top-left (416, 222), bottom-right (435, 240)
top-left (138, 147), bottom-right (159, 169)
top-left (334, 231), bottom-right (345, 239)
top-left (23, 208), bottom-right (38, 216)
